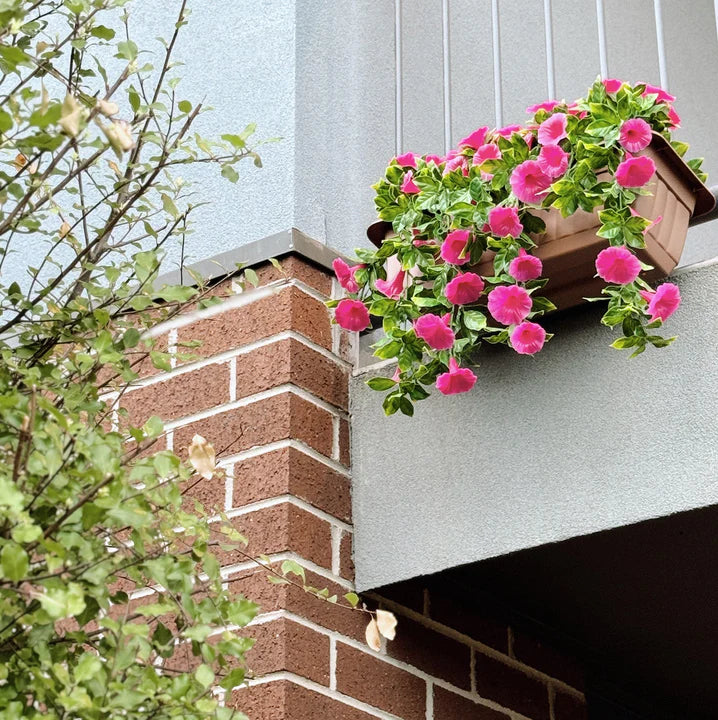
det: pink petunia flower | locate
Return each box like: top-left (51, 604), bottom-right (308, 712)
top-left (472, 143), bottom-right (502, 165)
top-left (537, 144), bottom-right (569, 178)
top-left (510, 160), bottom-right (553, 204)
top-left (444, 272), bottom-right (485, 305)
top-left (619, 118), bottom-right (652, 153)
top-left (396, 152), bottom-right (418, 167)
top-left (641, 83), bottom-right (675, 105)
top-left (332, 257), bottom-right (363, 294)
top-left (494, 124), bottom-right (523, 138)
top-left (414, 313), bottom-right (455, 350)
top-left (401, 170), bottom-right (421, 194)
top-left (375, 268), bottom-right (406, 299)
top-left (487, 285), bottom-right (532, 326)
top-left (459, 126), bottom-right (489, 149)
top-left (615, 155), bottom-right (656, 188)
top-left (527, 100), bottom-right (560, 114)
top-left (511, 321), bottom-right (547, 355)
top-left (488, 206), bottom-right (523, 238)
top-left (509, 248), bottom-right (543, 282)
top-left (436, 357), bottom-right (477, 395)
top-left (667, 107), bottom-right (681, 129)
top-left (602, 78), bottom-right (623, 94)
top-left (440, 229), bottom-right (471, 265)
top-left (595, 246), bottom-right (641, 284)
top-left (537, 113), bottom-right (568, 145)
top-left (425, 153), bottom-right (444, 165)
top-left (443, 154), bottom-right (469, 176)
top-left (640, 282), bottom-right (681, 322)
top-left (335, 299), bottom-right (370, 331)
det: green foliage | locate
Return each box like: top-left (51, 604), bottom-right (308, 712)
top-left (0, 1), bottom-right (264, 717)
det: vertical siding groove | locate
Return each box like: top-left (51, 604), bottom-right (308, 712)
top-left (394, 0), bottom-right (403, 154)
top-left (543, 0), bottom-right (556, 99)
top-left (442, 0), bottom-right (452, 152)
top-left (653, 0), bottom-right (669, 89)
top-left (491, 0), bottom-right (503, 126)
top-left (595, 0), bottom-right (608, 77)
top-left (715, 0), bottom-right (718, 44)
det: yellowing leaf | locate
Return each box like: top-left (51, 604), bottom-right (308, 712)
top-left (188, 434), bottom-right (215, 480)
top-left (376, 609), bottom-right (397, 641)
top-left (13, 153), bottom-right (27, 171)
top-left (96, 99), bottom-right (119, 117)
top-left (59, 222), bottom-right (71, 238)
top-left (365, 618), bottom-right (381, 652)
top-left (101, 120), bottom-right (135, 158)
top-left (58, 93), bottom-right (83, 137)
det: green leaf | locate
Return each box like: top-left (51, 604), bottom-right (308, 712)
top-left (178, 100), bottom-right (192, 113)
top-left (221, 164), bottom-right (239, 183)
top-left (1, 543), bottom-right (28, 582)
top-left (463, 311), bottom-right (487, 331)
top-left (366, 377), bottom-right (397, 391)
top-left (344, 592), bottom-right (360, 608)
top-left (195, 664), bottom-right (214, 688)
top-left (280, 559), bottom-right (306, 581)
top-left (90, 25), bottom-right (115, 40)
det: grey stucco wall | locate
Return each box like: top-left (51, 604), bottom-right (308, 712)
top-left (350, 259), bottom-right (718, 591)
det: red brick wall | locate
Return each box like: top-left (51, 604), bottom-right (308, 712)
top-left (113, 253), bottom-right (589, 720)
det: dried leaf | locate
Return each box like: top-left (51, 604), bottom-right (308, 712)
top-left (13, 154), bottom-right (27, 171)
top-left (96, 99), bottom-right (119, 117)
top-left (102, 120), bottom-right (135, 158)
top-left (58, 94), bottom-right (83, 137)
top-left (59, 222), bottom-right (71, 239)
top-left (188, 434), bottom-right (215, 480)
top-left (376, 609), bottom-right (397, 641)
top-left (365, 618), bottom-right (381, 652)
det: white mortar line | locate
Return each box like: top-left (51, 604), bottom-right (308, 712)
top-left (352, 357), bottom-right (397, 378)
top-left (595, 0), bottom-right (608, 77)
top-left (332, 416), bottom-right (340, 461)
top-left (217, 438), bottom-right (350, 478)
top-left (426, 679), bottom-right (434, 720)
top-left (165, 428), bottom-right (173, 452)
top-left (241, 672), bottom-right (403, 720)
top-left (224, 463), bottom-right (234, 512)
top-left (162, 383), bottom-right (347, 433)
top-left (366, 593), bottom-right (585, 699)
top-left (228, 357), bottom-right (237, 402)
top-left (470, 648), bottom-right (476, 694)
top-left (329, 637), bottom-right (338, 691)
top-left (331, 527), bottom-right (343, 576)
top-left (220, 551), bottom-right (354, 590)
top-left (168, 328), bottom-right (178, 369)
top-left (221, 494), bottom-right (353, 534)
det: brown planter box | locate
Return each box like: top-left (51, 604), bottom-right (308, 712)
top-left (368, 133), bottom-right (715, 310)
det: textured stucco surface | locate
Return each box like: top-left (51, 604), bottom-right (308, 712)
top-left (351, 259), bottom-right (718, 591)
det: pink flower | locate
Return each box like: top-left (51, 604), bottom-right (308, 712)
top-left (527, 100), bottom-right (560, 114)
top-left (414, 313), bottom-right (455, 350)
top-left (396, 152), bottom-right (418, 167)
top-left (641, 83), bottom-right (675, 105)
top-left (537, 113), bottom-right (568, 145)
top-left (667, 107), bottom-right (681, 129)
top-left (413, 238), bottom-right (438, 247)
top-left (375, 268), bottom-right (406, 299)
top-left (615, 155), bottom-right (656, 188)
top-left (425, 154), bottom-right (444, 165)
top-left (509, 248), bottom-right (543, 282)
top-left (602, 78), bottom-right (623, 94)
top-left (440, 229), bottom-right (471, 265)
top-left (472, 143), bottom-right (502, 165)
top-left (436, 357), bottom-right (477, 395)
top-left (640, 282), bottom-right (681, 322)
top-left (400, 170), bottom-right (420, 194)
top-left (511, 321), bottom-right (546, 355)
top-left (510, 160), bottom-right (553, 204)
top-left (443, 154), bottom-right (469, 176)
top-left (595, 246), bottom-right (641, 284)
top-left (488, 206), bottom-right (523, 238)
top-left (537, 144), bottom-right (569, 178)
top-left (391, 366), bottom-right (402, 383)
top-left (332, 257), bottom-right (362, 294)
top-left (445, 272), bottom-right (485, 305)
top-left (619, 118), bottom-right (652, 153)
top-left (459, 126), bottom-right (489, 149)
top-left (335, 299), bottom-right (370, 331)
top-left (494, 124), bottom-right (523, 138)
top-left (487, 285), bottom-right (532, 325)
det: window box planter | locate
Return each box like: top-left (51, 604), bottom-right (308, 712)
top-left (367, 133), bottom-right (714, 311)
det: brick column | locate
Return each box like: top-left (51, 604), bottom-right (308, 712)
top-left (117, 241), bottom-right (592, 720)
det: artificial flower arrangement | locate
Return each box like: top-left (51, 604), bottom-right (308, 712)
top-left (329, 78), bottom-right (710, 416)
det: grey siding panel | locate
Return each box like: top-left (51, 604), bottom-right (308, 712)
top-left (603, 0), bottom-right (660, 83)
top-left (401, 0), bottom-right (446, 155)
top-left (449, 0), bottom-right (497, 143)
top-left (498, 0), bottom-right (548, 125)
top-left (551, 0), bottom-right (602, 102)
top-left (294, 0), bottom-right (397, 253)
